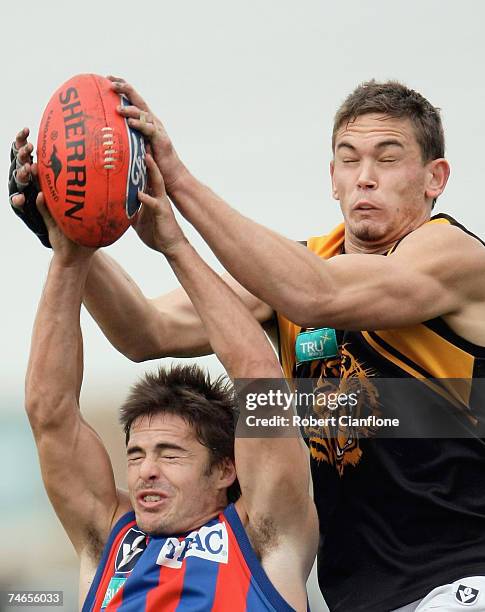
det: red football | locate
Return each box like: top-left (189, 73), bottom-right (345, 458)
top-left (37, 73), bottom-right (147, 247)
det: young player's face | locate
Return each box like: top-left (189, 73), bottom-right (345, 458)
top-left (331, 114), bottom-right (434, 250)
top-left (126, 413), bottom-right (231, 535)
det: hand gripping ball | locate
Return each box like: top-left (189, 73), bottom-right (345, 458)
top-left (37, 73), bottom-right (147, 247)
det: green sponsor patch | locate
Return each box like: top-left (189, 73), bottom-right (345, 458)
top-left (101, 576), bottom-right (126, 609)
top-left (295, 328), bottom-right (338, 363)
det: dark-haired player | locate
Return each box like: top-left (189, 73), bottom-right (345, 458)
top-left (12, 80), bottom-right (485, 611)
top-left (23, 154), bottom-right (317, 611)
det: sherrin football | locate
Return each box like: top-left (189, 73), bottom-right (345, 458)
top-left (37, 73), bottom-right (147, 247)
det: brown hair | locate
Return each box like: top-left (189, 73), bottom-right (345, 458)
top-left (120, 364), bottom-right (240, 502)
top-left (332, 80), bottom-right (444, 162)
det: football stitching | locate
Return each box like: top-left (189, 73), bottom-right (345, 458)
top-left (101, 127), bottom-right (116, 169)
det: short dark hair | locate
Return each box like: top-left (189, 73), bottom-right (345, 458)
top-left (120, 364), bottom-right (240, 502)
top-left (332, 80), bottom-right (445, 163)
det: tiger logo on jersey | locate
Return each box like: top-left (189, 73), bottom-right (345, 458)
top-left (304, 343), bottom-right (380, 476)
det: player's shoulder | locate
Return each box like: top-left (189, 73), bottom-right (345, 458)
top-left (110, 490), bottom-right (133, 530)
top-left (399, 216), bottom-right (485, 257)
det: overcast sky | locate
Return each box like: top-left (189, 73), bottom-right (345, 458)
top-left (2, 0), bottom-right (485, 407)
top-left (1, 1), bottom-right (484, 607)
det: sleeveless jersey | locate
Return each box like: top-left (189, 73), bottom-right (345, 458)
top-left (277, 214), bottom-right (485, 612)
top-left (82, 504), bottom-right (296, 612)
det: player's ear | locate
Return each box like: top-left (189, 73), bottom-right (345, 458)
top-left (216, 457), bottom-right (237, 491)
top-left (330, 160), bottom-right (339, 200)
top-left (425, 158), bottom-right (450, 201)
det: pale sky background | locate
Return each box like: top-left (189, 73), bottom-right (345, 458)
top-left (1, 1), bottom-right (484, 610)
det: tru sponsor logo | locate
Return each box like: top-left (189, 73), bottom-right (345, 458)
top-left (295, 327), bottom-right (338, 363)
top-left (157, 521), bottom-right (229, 569)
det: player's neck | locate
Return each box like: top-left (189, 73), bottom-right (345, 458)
top-left (343, 235), bottom-right (397, 255)
top-left (174, 501), bottom-right (229, 535)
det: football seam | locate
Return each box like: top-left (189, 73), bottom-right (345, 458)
top-left (91, 73), bottom-right (110, 247)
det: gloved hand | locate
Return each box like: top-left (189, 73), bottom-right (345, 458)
top-left (9, 127), bottom-right (51, 248)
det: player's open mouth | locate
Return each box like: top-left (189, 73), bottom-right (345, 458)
top-left (137, 492), bottom-right (168, 509)
top-left (143, 495), bottom-right (162, 502)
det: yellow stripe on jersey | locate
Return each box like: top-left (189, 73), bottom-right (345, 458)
top-left (278, 215), bottom-right (482, 389)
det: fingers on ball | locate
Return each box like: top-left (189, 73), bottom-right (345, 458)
top-left (107, 75), bottom-right (126, 83)
top-left (112, 81), bottom-right (149, 110)
top-left (18, 163), bottom-right (31, 182)
top-left (117, 105), bottom-right (153, 127)
top-left (36, 193), bottom-right (53, 224)
top-left (11, 193), bottom-right (25, 208)
top-left (137, 190), bottom-right (156, 208)
top-left (117, 104), bottom-right (143, 117)
top-left (18, 143), bottom-right (33, 164)
top-left (128, 118), bottom-right (155, 137)
top-left (139, 155), bottom-right (161, 194)
top-left (145, 153), bottom-right (160, 177)
top-left (15, 127), bottom-right (30, 150)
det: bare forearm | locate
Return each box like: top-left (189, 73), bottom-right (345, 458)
top-left (26, 258), bottom-right (89, 423)
top-left (83, 252), bottom-right (167, 361)
top-left (165, 241), bottom-right (280, 379)
top-left (169, 173), bottom-right (334, 324)
top-left (84, 251), bottom-right (216, 360)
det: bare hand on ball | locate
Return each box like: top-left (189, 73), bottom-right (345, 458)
top-left (136, 154), bottom-right (187, 256)
top-left (35, 193), bottom-right (97, 266)
top-left (108, 76), bottom-right (187, 192)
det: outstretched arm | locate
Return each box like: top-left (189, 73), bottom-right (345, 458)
top-left (112, 81), bottom-right (485, 335)
top-left (25, 198), bottom-right (128, 558)
top-left (136, 154), bottom-right (317, 579)
top-left (162, 172), bottom-right (485, 333)
top-left (10, 128), bottom-right (272, 363)
top-left (83, 252), bottom-right (272, 361)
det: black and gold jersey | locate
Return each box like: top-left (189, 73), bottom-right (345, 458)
top-left (276, 214), bottom-right (485, 612)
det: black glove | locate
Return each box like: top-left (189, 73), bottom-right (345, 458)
top-left (9, 142), bottom-right (51, 248)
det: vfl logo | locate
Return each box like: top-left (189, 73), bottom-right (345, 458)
top-left (456, 584), bottom-right (480, 605)
top-left (114, 527), bottom-right (147, 573)
top-left (130, 132), bottom-right (147, 192)
top-left (44, 144), bottom-right (62, 189)
top-left (120, 94), bottom-right (147, 218)
top-left (156, 521), bottom-right (229, 569)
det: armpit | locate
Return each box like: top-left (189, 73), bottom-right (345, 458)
top-left (246, 514), bottom-right (280, 560)
top-left (84, 526), bottom-right (105, 564)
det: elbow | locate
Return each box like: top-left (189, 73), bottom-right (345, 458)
top-left (25, 389), bottom-right (76, 433)
top-left (117, 335), bottom-right (164, 362)
top-left (119, 321), bottom-right (171, 363)
top-left (123, 342), bottom-right (171, 363)
top-left (224, 355), bottom-right (282, 380)
top-left (284, 292), bottom-right (337, 329)
top-left (24, 396), bottom-right (47, 432)
top-left (123, 346), bottom-right (150, 363)
top-left (25, 376), bottom-right (41, 421)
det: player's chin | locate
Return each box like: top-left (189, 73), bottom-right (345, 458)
top-left (144, 494), bottom-right (179, 522)
top-left (135, 508), bottom-right (172, 536)
top-left (350, 219), bottom-right (389, 242)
